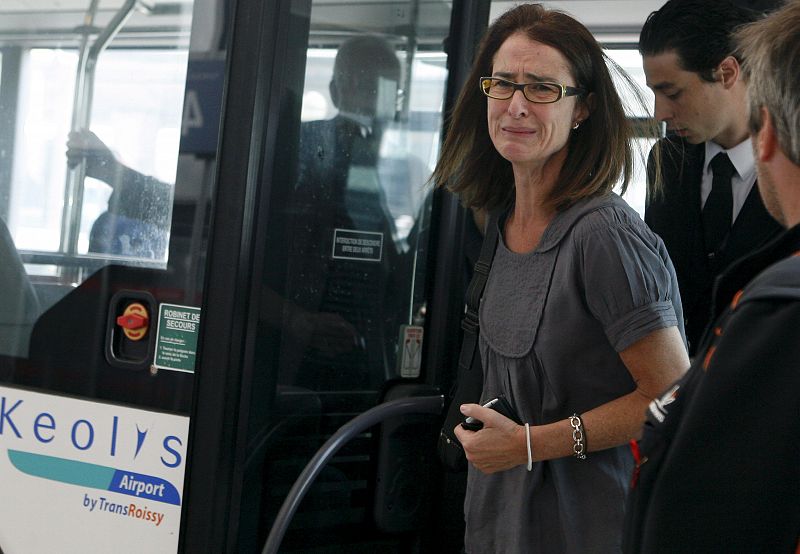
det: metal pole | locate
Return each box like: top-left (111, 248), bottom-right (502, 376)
top-left (60, 0), bottom-right (141, 259)
top-left (59, 0), bottom-right (100, 258)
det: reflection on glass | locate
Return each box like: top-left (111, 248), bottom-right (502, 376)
top-left (0, 1), bottom-right (193, 357)
top-left (276, 36), bottom-right (427, 393)
top-left (270, 35), bottom-right (443, 393)
top-left (10, 50), bottom-right (186, 260)
top-left (252, 2), bottom-right (450, 547)
top-left (280, 36), bottom-right (406, 391)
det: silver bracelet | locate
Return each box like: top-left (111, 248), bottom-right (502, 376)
top-left (525, 423), bottom-right (532, 471)
top-left (569, 414), bottom-right (587, 460)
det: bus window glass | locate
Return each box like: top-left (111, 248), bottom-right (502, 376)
top-left (0, 0), bottom-right (194, 357)
top-left (246, 1), bottom-right (451, 548)
top-left (264, 31), bottom-right (444, 395)
top-left (298, 48), bottom-right (446, 243)
top-left (8, 49), bottom-right (187, 257)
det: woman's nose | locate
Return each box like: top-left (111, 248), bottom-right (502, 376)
top-left (507, 89), bottom-right (529, 117)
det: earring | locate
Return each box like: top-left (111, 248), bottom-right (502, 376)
top-left (572, 121), bottom-right (580, 130)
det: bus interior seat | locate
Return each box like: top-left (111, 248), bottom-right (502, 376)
top-left (0, 219), bottom-right (40, 358)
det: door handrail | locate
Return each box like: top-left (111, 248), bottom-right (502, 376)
top-left (261, 394), bottom-right (445, 554)
top-left (61, 0), bottom-right (141, 261)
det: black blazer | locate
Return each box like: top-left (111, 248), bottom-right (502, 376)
top-left (644, 136), bottom-right (782, 355)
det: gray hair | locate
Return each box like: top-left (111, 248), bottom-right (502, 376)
top-left (735, 0), bottom-right (800, 165)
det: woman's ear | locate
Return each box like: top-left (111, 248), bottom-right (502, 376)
top-left (574, 92), bottom-right (594, 125)
top-left (585, 92), bottom-right (596, 113)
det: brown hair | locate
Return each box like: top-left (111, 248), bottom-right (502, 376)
top-left (432, 3), bottom-right (651, 211)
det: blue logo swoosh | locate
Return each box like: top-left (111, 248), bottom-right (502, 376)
top-left (8, 450), bottom-right (181, 505)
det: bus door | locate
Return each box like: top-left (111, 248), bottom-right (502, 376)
top-left (0, 0), bottom-right (489, 551)
top-left (182, 0), bottom-right (490, 552)
top-left (0, 0), bottom-right (228, 551)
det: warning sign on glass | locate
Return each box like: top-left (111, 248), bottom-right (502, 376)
top-left (331, 229), bottom-right (383, 262)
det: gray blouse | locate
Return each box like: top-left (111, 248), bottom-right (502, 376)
top-left (464, 193), bottom-right (684, 554)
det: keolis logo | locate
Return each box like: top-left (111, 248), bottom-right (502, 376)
top-left (0, 390), bottom-right (186, 507)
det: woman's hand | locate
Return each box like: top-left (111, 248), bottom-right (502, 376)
top-left (454, 404), bottom-right (527, 474)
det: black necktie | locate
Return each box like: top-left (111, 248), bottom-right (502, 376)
top-left (702, 152), bottom-right (735, 255)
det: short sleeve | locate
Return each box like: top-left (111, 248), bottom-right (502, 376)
top-left (575, 209), bottom-right (679, 351)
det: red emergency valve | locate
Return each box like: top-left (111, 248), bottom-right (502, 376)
top-left (117, 313), bottom-right (148, 329)
top-left (117, 302), bottom-right (150, 341)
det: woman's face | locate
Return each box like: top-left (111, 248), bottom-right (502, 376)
top-left (487, 33), bottom-right (587, 171)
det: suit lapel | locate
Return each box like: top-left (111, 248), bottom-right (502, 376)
top-left (677, 142), bottom-right (709, 277)
top-left (720, 181), bottom-right (782, 268)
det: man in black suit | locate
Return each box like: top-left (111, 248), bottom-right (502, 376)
top-left (278, 35), bottom-right (407, 390)
top-left (624, 3), bottom-right (800, 550)
top-left (639, 0), bottom-right (782, 355)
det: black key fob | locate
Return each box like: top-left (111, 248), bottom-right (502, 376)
top-left (461, 395), bottom-right (521, 431)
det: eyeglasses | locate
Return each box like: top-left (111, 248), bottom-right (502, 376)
top-left (479, 77), bottom-right (586, 104)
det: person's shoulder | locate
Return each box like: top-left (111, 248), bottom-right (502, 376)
top-left (566, 195), bottom-right (663, 253)
top-left (298, 118), bottom-right (341, 161)
top-left (300, 118), bottom-right (333, 139)
top-left (650, 135), bottom-right (703, 168)
top-left (652, 135), bottom-right (697, 153)
top-left (645, 136), bottom-right (705, 220)
top-left (300, 116), bottom-right (343, 138)
top-left (570, 193), bottom-right (644, 234)
top-left (739, 254), bottom-right (800, 305)
top-left (716, 254), bottom-right (800, 367)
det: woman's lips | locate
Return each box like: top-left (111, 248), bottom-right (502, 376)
top-left (503, 126), bottom-right (536, 134)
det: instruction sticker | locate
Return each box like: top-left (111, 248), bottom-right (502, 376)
top-left (332, 229), bottom-right (383, 262)
top-left (398, 325), bottom-right (423, 378)
top-left (155, 304), bottom-right (201, 373)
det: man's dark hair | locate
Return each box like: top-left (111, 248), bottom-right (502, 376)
top-left (639, 0), bottom-right (762, 82)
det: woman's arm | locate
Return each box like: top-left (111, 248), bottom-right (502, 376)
top-left (454, 326), bottom-right (689, 474)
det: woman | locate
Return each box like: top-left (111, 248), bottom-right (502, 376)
top-left (437, 5), bottom-right (691, 553)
